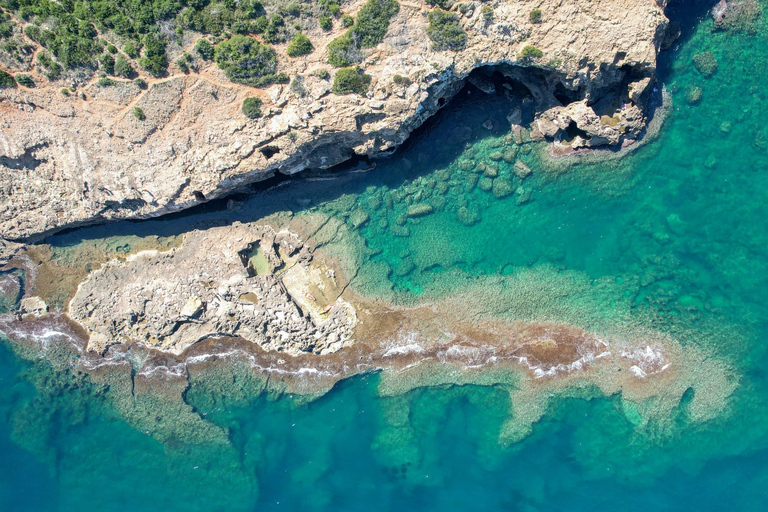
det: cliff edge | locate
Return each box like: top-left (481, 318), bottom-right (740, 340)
top-left (0, 0), bottom-right (670, 241)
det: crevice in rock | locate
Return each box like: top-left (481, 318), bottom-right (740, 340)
top-left (259, 146), bottom-right (280, 159)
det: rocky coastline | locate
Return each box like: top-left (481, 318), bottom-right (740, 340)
top-left (1, 0), bottom-right (674, 244)
top-left (0, 209), bottom-right (738, 444)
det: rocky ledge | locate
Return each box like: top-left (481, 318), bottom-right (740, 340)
top-left (1, 0), bottom-right (672, 243)
top-left (68, 222), bottom-right (357, 356)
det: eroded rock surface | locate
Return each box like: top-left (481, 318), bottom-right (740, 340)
top-left (69, 222), bottom-right (356, 356)
top-left (0, 0), bottom-right (671, 240)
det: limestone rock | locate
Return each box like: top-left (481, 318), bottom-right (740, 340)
top-left (0, 0), bottom-right (672, 241)
top-left (513, 161), bottom-right (532, 179)
top-left (407, 204), bottom-right (434, 217)
top-left (68, 223), bottom-right (356, 356)
top-left (20, 296), bottom-right (48, 317)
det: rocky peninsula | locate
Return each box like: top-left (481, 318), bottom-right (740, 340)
top-left (0, 0), bottom-right (746, 446)
top-left (1, 0), bottom-right (673, 245)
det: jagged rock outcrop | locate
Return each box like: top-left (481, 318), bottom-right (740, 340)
top-left (0, 0), bottom-right (670, 241)
top-left (68, 222), bottom-right (356, 355)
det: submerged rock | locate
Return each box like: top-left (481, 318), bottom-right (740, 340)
top-left (686, 85), bottom-right (703, 105)
top-left (479, 178), bottom-right (493, 192)
top-left (483, 164), bottom-right (499, 178)
top-left (349, 208), bottom-right (370, 228)
top-left (513, 161), bottom-right (532, 179)
top-left (692, 52), bottom-right (718, 78)
top-left (492, 178), bottom-right (516, 199)
top-left (407, 204), bottom-right (434, 217)
top-left (456, 206), bottom-right (480, 226)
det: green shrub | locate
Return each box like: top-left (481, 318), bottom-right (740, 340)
top-left (290, 77), bottom-right (307, 97)
top-left (139, 33), bottom-right (168, 76)
top-left (114, 54), bottom-right (135, 78)
top-left (519, 45), bottom-right (543, 59)
top-left (392, 74), bottom-right (411, 86)
top-left (133, 106), bottom-right (145, 120)
top-left (342, 14), bottom-right (354, 27)
top-left (319, 15), bottom-right (333, 31)
top-left (60, 87), bottom-right (70, 96)
top-left (0, 69), bottom-right (16, 88)
top-left (327, 32), bottom-right (359, 67)
top-left (529, 9), bottom-right (542, 23)
top-left (242, 97), bottom-right (262, 118)
top-left (134, 78), bottom-right (147, 88)
top-left (15, 74), bottom-right (35, 87)
top-left (214, 35), bottom-right (279, 86)
top-left (332, 66), bottom-right (371, 95)
top-left (124, 42), bottom-right (140, 59)
top-left (262, 14), bottom-right (287, 43)
top-left (97, 77), bottom-right (115, 87)
top-left (323, 1), bottom-right (341, 17)
top-left (251, 15), bottom-right (269, 34)
top-left (353, 0), bottom-right (399, 47)
top-left (481, 6), bottom-right (493, 20)
top-left (427, 9), bottom-right (467, 51)
top-left (327, 0), bottom-right (399, 67)
top-left (100, 53), bottom-right (115, 75)
top-left (281, 3), bottom-right (302, 17)
top-left (107, 44), bottom-right (118, 54)
top-left (195, 39), bottom-right (215, 60)
top-left (313, 68), bottom-right (330, 80)
top-left (37, 52), bottom-right (62, 80)
top-left (286, 33), bottom-right (314, 57)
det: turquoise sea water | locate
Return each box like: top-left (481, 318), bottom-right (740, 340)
top-left (4, 2), bottom-right (768, 510)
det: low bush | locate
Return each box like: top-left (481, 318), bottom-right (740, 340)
top-left (327, 32), bottom-right (359, 67)
top-left (286, 33), bottom-right (314, 57)
top-left (100, 53), bottom-right (115, 75)
top-left (332, 66), bottom-right (371, 95)
top-left (290, 77), bottom-right (307, 97)
top-left (139, 33), bottom-right (168, 76)
top-left (354, 0), bottom-right (399, 47)
top-left (215, 35), bottom-right (278, 86)
top-left (327, 0), bottom-right (399, 66)
top-left (342, 14), bottom-right (354, 27)
top-left (529, 9), bottom-right (542, 23)
top-left (195, 38), bottom-right (215, 60)
top-left (114, 54), bottom-right (135, 78)
top-left (37, 52), bottom-right (62, 80)
top-left (319, 15), bottom-right (333, 31)
top-left (0, 69), bottom-right (16, 88)
top-left (15, 74), bottom-right (35, 87)
top-left (262, 14), bottom-right (287, 43)
top-left (313, 68), bottom-right (330, 80)
top-left (242, 96), bottom-right (263, 118)
top-left (426, 9), bottom-right (467, 51)
top-left (133, 106), bottom-right (145, 120)
top-left (519, 45), bottom-right (543, 59)
top-left (392, 74), bottom-right (411, 87)
top-left (481, 6), bottom-right (493, 20)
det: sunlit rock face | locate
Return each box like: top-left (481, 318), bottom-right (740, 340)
top-left (0, 0), bottom-right (671, 241)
